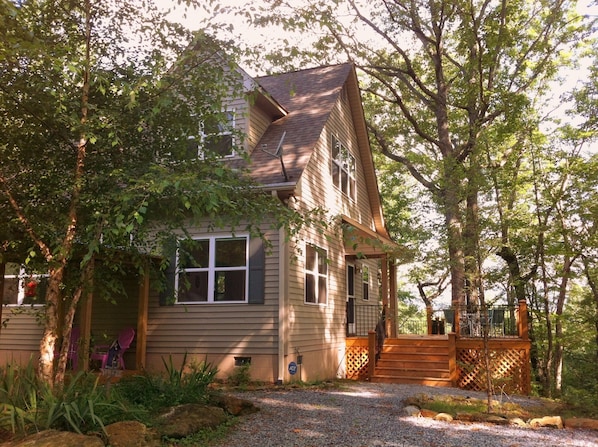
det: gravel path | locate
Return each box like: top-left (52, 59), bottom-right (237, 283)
top-left (212, 382), bottom-right (598, 447)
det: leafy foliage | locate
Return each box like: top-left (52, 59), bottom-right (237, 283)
top-left (114, 354), bottom-right (218, 413)
top-left (0, 360), bottom-right (129, 435)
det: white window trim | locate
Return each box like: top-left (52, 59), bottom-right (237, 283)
top-left (362, 265), bottom-right (370, 301)
top-left (175, 234), bottom-right (249, 304)
top-left (331, 134), bottom-right (356, 201)
top-left (198, 110), bottom-right (236, 159)
top-left (304, 244), bottom-right (328, 306)
top-left (3, 265), bottom-right (46, 306)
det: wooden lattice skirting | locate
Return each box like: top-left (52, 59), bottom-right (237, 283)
top-left (345, 337), bottom-right (369, 380)
top-left (456, 339), bottom-right (531, 395)
top-left (345, 337), bottom-right (531, 394)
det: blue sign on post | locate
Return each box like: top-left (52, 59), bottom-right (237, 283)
top-left (288, 361), bottom-right (298, 375)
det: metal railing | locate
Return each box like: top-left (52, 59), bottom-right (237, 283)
top-left (396, 304), bottom-right (521, 338)
top-left (348, 304), bottom-right (382, 337)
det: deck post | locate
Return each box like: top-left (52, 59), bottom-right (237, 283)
top-left (518, 300), bottom-right (529, 340)
top-left (368, 330), bottom-right (376, 379)
top-left (389, 258), bottom-right (397, 338)
top-left (448, 333), bottom-right (457, 387)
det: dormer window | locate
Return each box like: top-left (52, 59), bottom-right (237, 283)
top-left (187, 110), bottom-right (236, 159)
top-left (331, 134), bottom-right (356, 200)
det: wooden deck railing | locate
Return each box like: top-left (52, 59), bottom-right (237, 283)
top-left (346, 301), bottom-right (531, 394)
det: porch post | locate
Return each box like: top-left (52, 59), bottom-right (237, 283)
top-left (80, 280), bottom-right (93, 371)
top-left (380, 255), bottom-right (390, 337)
top-left (0, 263), bottom-right (4, 335)
top-left (389, 257), bottom-right (397, 338)
top-left (136, 261), bottom-right (150, 370)
top-left (368, 330), bottom-right (376, 379)
top-left (518, 300), bottom-right (529, 340)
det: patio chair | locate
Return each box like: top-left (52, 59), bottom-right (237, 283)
top-left (54, 326), bottom-right (81, 370)
top-left (443, 309), bottom-right (455, 333)
top-left (90, 327), bottom-right (135, 370)
top-left (489, 309), bottom-right (505, 336)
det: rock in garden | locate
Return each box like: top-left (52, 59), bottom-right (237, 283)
top-left (529, 415), bottom-right (564, 429)
top-left (420, 409), bottom-right (438, 418)
top-left (509, 417), bottom-right (528, 427)
top-left (434, 413), bottom-right (454, 422)
top-left (564, 418), bottom-right (598, 430)
top-left (6, 429), bottom-right (103, 447)
top-left (157, 404), bottom-right (227, 438)
top-left (403, 405), bottom-right (421, 417)
top-left (483, 414), bottom-right (509, 425)
top-left (105, 420), bottom-right (160, 447)
top-left (210, 394), bottom-right (260, 416)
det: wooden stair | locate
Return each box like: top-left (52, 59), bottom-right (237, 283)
top-left (371, 336), bottom-right (455, 387)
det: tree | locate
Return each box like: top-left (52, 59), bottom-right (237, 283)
top-left (0, 0), bottom-right (313, 388)
top-left (247, 0), bottom-right (583, 311)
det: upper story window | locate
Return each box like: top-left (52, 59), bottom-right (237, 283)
top-left (176, 235), bottom-right (248, 303)
top-left (305, 244), bottom-right (327, 305)
top-left (2, 263), bottom-right (46, 306)
top-left (188, 111), bottom-right (236, 159)
top-left (331, 134), bottom-right (356, 200)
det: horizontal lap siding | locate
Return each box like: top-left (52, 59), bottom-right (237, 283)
top-left (0, 311), bottom-right (43, 351)
top-left (284, 90), bottom-right (382, 380)
top-left (146, 226), bottom-right (280, 358)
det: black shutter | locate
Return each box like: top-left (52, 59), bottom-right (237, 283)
top-left (159, 237), bottom-right (177, 306)
top-left (248, 237), bottom-right (265, 304)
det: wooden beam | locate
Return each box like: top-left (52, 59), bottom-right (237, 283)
top-left (80, 276), bottom-right (93, 371)
top-left (0, 263), bottom-right (4, 335)
top-left (389, 257), bottom-right (397, 338)
top-left (136, 262), bottom-right (150, 370)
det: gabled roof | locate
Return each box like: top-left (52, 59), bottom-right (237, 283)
top-left (240, 62), bottom-right (393, 244)
top-left (248, 64), bottom-right (353, 186)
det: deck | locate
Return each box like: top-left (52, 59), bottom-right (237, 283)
top-left (345, 302), bottom-right (531, 394)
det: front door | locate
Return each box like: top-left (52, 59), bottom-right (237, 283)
top-left (346, 264), bottom-right (355, 336)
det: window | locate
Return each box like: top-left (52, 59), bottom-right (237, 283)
top-left (362, 266), bottom-right (369, 301)
top-left (188, 111), bottom-right (235, 159)
top-left (331, 134), bottom-right (356, 200)
top-left (2, 263), bottom-right (46, 306)
top-left (305, 244), bottom-right (327, 304)
top-left (176, 236), bottom-right (248, 303)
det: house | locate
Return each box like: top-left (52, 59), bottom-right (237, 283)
top-left (0, 62), bottom-right (400, 383)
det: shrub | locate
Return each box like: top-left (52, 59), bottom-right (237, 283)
top-left (0, 360), bottom-right (129, 435)
top-left (115, 353), bottom-right (217, 412)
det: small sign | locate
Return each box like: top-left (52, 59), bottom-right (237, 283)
top-left (288, 361), bottom-right (298, 375)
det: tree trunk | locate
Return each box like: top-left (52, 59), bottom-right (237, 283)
top-left (38, 267), bottom-right (66, 387)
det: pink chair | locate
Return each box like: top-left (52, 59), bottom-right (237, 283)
top-left (90, 327), bottom-right (135, 370)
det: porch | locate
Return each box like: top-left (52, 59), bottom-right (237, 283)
top-left (345, 301), bottom-right (531, 394)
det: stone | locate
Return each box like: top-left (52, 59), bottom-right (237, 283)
top-left (564, 418), bottom-right (598, 430)
top-left (434, 413), bottom-right (454, 422)
top-left (157, 404), bottom-right (227, 438)
top-left (483, 414), bottom-right (509, 425)
top-left (403, 405), bottom-right (421, 417)
top-left (529, 415), bottom-right (564, 429)
top-left (509, 417), bottom-right (528, 427)
top-left (105, 420), bottom-right (161, 447)
top-left (210, 394), bottom-right (260, 416)
top-left (420, 409), bottom-right (438, 418)
top-left (7, 429), bottom-right (104, 447)
top-left (455, 412), bottom-right (475, 422)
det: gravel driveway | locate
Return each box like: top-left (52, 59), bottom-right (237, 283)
top-left (212, 382), bottom-right (598, 447)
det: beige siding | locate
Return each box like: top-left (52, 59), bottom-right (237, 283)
top-left (280, 85), bottom-right (383, 381)
top-left (0, 310), bottom-right (44, 364)
top-left (145, 225), bottom-right (281, 382)
top-left (247, 103), bottom-right (272, 152)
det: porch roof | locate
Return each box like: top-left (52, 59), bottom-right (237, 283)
top-left (342, 215), bottom-right (405, 260)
